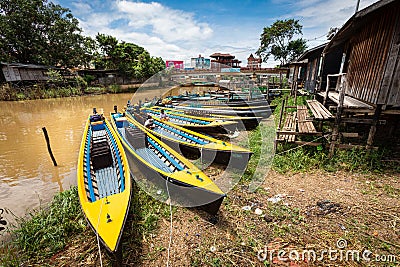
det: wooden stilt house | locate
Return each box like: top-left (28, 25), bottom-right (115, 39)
top-left (319, 0), bottom-right (400, 149)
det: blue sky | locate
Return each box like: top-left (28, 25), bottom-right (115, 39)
top-left (55, 0), bottom-right (379, 67)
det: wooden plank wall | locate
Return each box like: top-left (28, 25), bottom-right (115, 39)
top-left (346, 5), bottom-right (398, 105)
top-left (2, 66), bottom-right (21, 82)
top-left (380, 4), bottom-right (400, 107)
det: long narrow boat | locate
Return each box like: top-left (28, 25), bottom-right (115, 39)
top-left (173, 103), bottom-right (276, 117)
top-left (125, 111), bottom-right (252, 170)
top-left (138, 107), bottom-right (237, 134)
top-left (150, 106), bottom-right (264, 130)
top-left (77, 112), bottom-right (131, 252)
top-left (110, 112), bottom-right (226, 215)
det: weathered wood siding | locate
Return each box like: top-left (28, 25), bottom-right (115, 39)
top-left (1, 66), bottom-right (47, 82)
top-left (346, 4), bottom-right (399, 106)
top-left (2, 66), bottom-right (22, 82)
top-left (380, 9), bottom-right (400, 107)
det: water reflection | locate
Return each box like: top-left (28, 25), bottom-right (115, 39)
top-left (0, 91), bottom-right (162, 222)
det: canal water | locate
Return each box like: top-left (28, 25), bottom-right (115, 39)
top-left (0, 90), bottom-right (163, 230)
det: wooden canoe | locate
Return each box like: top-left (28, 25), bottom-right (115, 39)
top-left (77, 113), bottom-right (131, 252)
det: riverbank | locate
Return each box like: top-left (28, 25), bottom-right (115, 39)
top-left (1, 125), bottom-right (399, 266)
top-left (0, 83), bottom-right (152, 101)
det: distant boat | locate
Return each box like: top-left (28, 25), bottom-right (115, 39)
top-left (150, 106), bottom-right (267, 129)
top-left (126, 111), bottom-right (253, 171)
top-left (77, 112), bottom-right (131, 252)
top-left (110, 112), bottom-right (226, 215)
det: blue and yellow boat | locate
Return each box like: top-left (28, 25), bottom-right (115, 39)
top-left (77, 112), bottom-right (131, 252)
top-left (149, 106), bottom-right (263, 130)
top-left (125, 111), bottom-right (252, 170)
top-left (139, 107), bottom-right (237, 134)
top-left (110, 112), bottom-right (226, 215)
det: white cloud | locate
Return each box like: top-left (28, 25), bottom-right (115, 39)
top-left (71, 2), bottom-right (92, 14)
top-left (284, 0), bottom-right (380, 45)
top-left (73, 0), bottom-right (218, 63)
top-left (115, 1), bottom-right (213, 42)
top-left (68, 0), bottom-right (382, 67)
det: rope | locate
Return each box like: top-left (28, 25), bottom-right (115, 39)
top-left (165, 176), bottom-right (173, 267)
top-left (96, 199), bottom-right (104, 267)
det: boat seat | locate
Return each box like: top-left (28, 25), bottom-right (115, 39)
top-left (91, 138), bottom-right (113, 170)
top-left (125, 127), bottom-right (147, 149)
top-left (134, 112), bottom-right (145, 125)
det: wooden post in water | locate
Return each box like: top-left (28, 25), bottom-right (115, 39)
top-left (42, 127), bottom-right (57, 166)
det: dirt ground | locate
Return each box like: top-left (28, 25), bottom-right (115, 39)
top-left (45, 169), bottom-right (400, 267)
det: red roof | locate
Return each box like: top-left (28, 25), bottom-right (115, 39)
top-left (210, 53), bottom-right (235, 59)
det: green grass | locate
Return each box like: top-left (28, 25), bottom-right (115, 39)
top-left (238, 106), bottom-right (399, 175)
top-left (272, 143), bottom-right (396, 174)
top-left (0, 187), bottom-right (85, 265)
top-left (0, 182), bottom-right (175, 266)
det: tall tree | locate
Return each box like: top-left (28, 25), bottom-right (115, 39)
top-left (257, 19), bottom-right (307, 66)
top-left (0, 0), bottom-right (91, 67)
top-left (94, 34), bottom-right (165, 80)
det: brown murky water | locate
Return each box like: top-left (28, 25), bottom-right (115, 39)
top-left (0, 90), bottom-right (164, 228)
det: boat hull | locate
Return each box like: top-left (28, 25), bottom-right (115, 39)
top-left (125, 150), bottom-right (225, 215)
top-left (150, 106), bottom-right (266, 130)
top-left (159, 137), bottom-right (252, 171)
top-left (139, 108), bottom-right (237, 134)
top-left (77, 116), bottom-right (131, 252)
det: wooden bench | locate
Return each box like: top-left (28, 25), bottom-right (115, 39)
top-left (306, 100), bottom-right (334, 120)
top-left (297, 106), bottom-right (317, 133)
top-left (278, 112), bottom-right (297, 142)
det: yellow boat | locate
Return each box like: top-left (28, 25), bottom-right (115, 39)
top-left (139, 107), bottom-right (237, 134)
top-left (110, 112), bottom-right (226, 215)
top-left (149, 106), bottom-right (263, 130)
top-left (77, 112), bottom-right (131, 252)
top-left (125, 111), bottom-right (252, 170)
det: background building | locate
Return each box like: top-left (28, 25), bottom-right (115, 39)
top-left (166, 60), bottom-right (184, 69)
top-left (190, 55), bottom-right (211, 70)
top-left (210, 53), bottom-right (241, 70)
top-left (246, 54), bottom-right (262, 70)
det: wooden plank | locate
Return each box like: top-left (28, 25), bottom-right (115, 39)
top-left (297, 105), bottom-right (316, 133)
top-left (276, 131), bottom-right (322, 136)
top-left (306, 100), bottom-right (334, 120)
top-left (341, 132), bottom-right (359, 138)
top-left (341, 118), bottom-right (386, 124)
top-left (371, 12), bottom-right (395, 103)
top-left (380, 11), bottom-right (400, 104)
top-left (325, 91), bottom-right (374, 109)
top-left (279, 112), bottom-right (297, 142)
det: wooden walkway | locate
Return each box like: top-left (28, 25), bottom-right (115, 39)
top-left (306, 100), bottom-right (334, 120)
